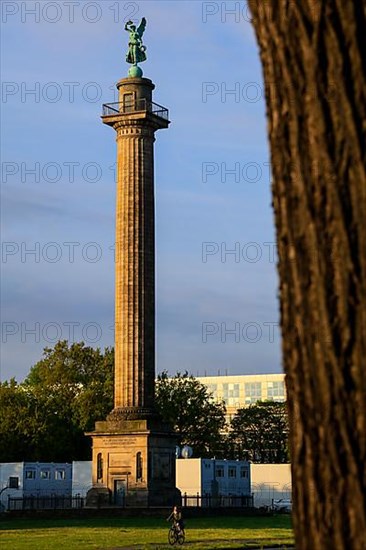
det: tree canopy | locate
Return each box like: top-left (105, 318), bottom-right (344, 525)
top-left (0, 341), bottom-right (114, 462)
top-left (1, 342), bottom-right (291, 465)
top-left (230, 401), bottom-right (289, 463)
top-left (155, 371), bottom-right (227, 458)
top-left (0, 379), bottom-right (39, 461)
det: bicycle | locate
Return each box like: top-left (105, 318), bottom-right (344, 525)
top-left (168, 522), bottom-right (185, 545)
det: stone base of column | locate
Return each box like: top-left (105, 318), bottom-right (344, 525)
top-left (86, 420), bottom-right (180, 507)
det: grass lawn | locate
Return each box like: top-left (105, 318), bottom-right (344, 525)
top-left (0, 515), bottom-right (293, 550)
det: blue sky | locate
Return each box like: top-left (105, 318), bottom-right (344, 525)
top-left (1, 1), bottom-right (282, 382)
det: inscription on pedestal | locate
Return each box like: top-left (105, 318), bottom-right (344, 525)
top-left (98, 437), bottom-right (139, 447)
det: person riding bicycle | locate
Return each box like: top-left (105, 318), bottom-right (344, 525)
top-left (167, 505), bottom-right (184, 534)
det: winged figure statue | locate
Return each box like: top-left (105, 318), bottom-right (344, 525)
top-left (125, 17), bottom-right (147, 65)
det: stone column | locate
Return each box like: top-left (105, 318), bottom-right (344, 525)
top-left (86, 77), bottom-right (178, 507)
top-left (114, 104), bottom-right (155, 414)
top-left (106, 77), bottom-right (167, 419)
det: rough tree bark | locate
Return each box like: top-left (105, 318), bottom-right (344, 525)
top-left (248, 1), bottom-right (366, 548)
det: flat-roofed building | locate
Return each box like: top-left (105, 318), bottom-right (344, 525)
top-left (23, 462), bottom-right (72, 497)
top-left (0, 462), bottom-right (72, 510)
top-left (197, 373), bottom-right (286, 422)
top-left (176, 458), bottom-right (251, 506)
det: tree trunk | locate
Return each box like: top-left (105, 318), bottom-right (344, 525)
top-left (248, 1), bottom-right (366, 548)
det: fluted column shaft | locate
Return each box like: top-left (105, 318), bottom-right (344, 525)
top-left (113, 120), bottom-right (156, 411)
top-left (101, 77), bottom-right (168, 420)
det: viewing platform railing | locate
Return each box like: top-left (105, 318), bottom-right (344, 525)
top-left (102, 99), bottom-right (169, 121)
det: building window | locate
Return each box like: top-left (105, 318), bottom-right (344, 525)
top-left (40, 470), bottom-right (50, 480)
top-left (8, 477), bottom-right (19, 489)
top-left (245, 382), bottom-right (262, 403)
top-left (215, 466), bottom-right (224, 478)
top-left (25, 470), bottom-right (36, 479)
top-left (136, 452), bottom-right (143, 481)
top-left (148, 451), bottom-right (152, 481)
top-left (267, 381), bottom-right (285, 399)
top-left (97, 453), bottom-right (103, 481)
top-left (222, 383), bottom-right (241, 403)
top-left (240, 467), bottom-right (248, 478)
top-left (228, 467), bottom-right (236, 478)
top-left (55, 469), bottom-right (66, 480)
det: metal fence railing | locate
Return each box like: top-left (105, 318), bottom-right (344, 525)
top-left (8, 495), bottom-right (84, 511)
top-left (181, 493), bottom-right (254, 508)
top-left (7, 493), bottom-right (253, 510)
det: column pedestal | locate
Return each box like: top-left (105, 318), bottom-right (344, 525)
top-left (87, 418), bottom-right (179, 506)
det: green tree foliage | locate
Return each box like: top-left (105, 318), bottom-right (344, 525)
top-left (155, 371), bottom-right (227, 458)
top-left (1, 343), bottom-right (289, 466)
top-left (25, 341), bottom-right (114, 430)
top-left (0, 341), bottom-right (113, 462)
top-left (230, 401), bottom-right (289, 463)
top-left (0, 379), bottom-right (42, 461)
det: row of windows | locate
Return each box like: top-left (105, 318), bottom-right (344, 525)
top-left (25, 469), bottom-right (66, 480)
top-left (206, 381), bottom-right (285, 400)
top-left (215, 466), bottom-right (249, 479)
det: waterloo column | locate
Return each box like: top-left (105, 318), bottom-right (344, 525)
top-left (112, 76), bottom-right (163, 416)
top-left (86, 19), bottom-right (178, 507)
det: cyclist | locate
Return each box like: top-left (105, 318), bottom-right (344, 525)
top-left (167, 505), bottom-right (184, 534)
